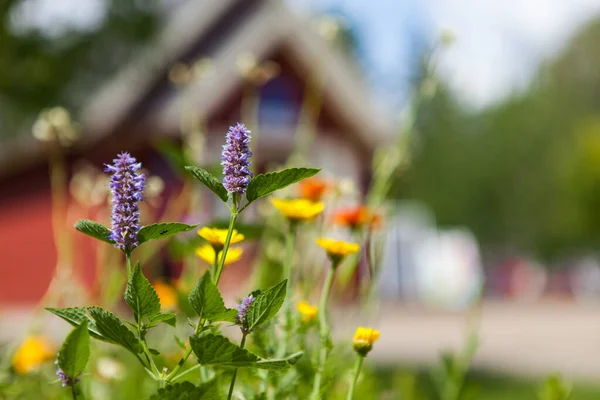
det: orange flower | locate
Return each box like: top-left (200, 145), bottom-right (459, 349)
top-left (332, 205), bottom-right (381, 231)
top-left (299, 177), bottom-right (328, 202)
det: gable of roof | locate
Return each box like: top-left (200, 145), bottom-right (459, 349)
top-left (0, 0), bottom-right (395, 180)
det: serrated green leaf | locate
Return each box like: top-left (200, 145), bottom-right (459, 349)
top-left (245, 280), bottom-right (287, 331)
top-left (125, 263), bottom-right (161, 324)
top-left (58, 319), bottom-right (90, 378)
top-left (87, 306), bottom-right (141, 354)
top-left (190, 333), bottom-right (258, 367)
top-left (245, 168), bottom-right (320, 204)
top-left (148, 380), bottom-right (221, 400)
top-left (46, 307), bottom-right (108, 342)
top-left (214, 308), bottom-right (238, 323)
top-left (138, 222), bottom-right (197, 244)
top-left (148, 313), bottom-right (177, 328)
top-left (189, 334), bottom-right (293, 371)
top-left (185, 166), bottom-right (229, 202)
top-left (188, 272), bottom-right (234, 322)
top-left (74, 219), bottom-right (114, 244)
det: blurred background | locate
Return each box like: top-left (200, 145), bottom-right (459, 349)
top-left (3, 0), bottom-right (600, 398)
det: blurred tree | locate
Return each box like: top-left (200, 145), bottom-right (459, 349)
top-left (395, 17), bottom-right (600, 262)
top-left (0, 0), bottom-right (161, 139)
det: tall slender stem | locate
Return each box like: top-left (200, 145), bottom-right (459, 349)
top-left (227, 333), bottom-right (247, 400)
top-left (125, 252), bottom-right (133, 280)
top-left (71, 385), bottom-right (79, 400)
top-left (346, 355), bottom-right (364, 400)
top-left (166, 208), bottom-right (239, 383)
top-left (279, 223), bottom-right (296, 356)
top-left (214, 211), bottom-right (238, 284)
top-left (212, 250), bottom-right (220, 281)
top-left (310, 264), bottom-right (337, 400)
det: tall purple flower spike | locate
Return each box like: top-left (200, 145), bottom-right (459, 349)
top-left (236, 295), bottom-right (255, 333)
top-left (104, 152), bottom-right (146, 252)
top-left (221, 123), bottom-right (253, 194)
top-left (55, 361), bottom-right (80, 387)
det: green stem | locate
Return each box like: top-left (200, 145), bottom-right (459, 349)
top-left (171, 363), bottom-right (202, 382)
top-left (227, 333), bottom-right (247, 400)
top-left (279, 223), bottom-right (296, 356)
top-left (214, 211), bottom-right (239, 284)
top-left (212, 250), bottom-right (220, 281)
top-left (167, 208), bottom-right (240, 383)
top-left (141, 339), bottom-right (160, 376)
top-left (346, 355), bottom-right (364, 400)
top-left (310, 264), bottom-right (337, 400)
top-left (71, 385), bottom-right (78, 400)
top-left (164, 315), bottom-right (205, 381)
top-left (125, 252), bottom-right (133, 280)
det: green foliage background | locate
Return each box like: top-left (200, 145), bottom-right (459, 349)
top-left (0, 0), bottom-right (160, 139)
top-left (395, 19), bottom-right (600, 261)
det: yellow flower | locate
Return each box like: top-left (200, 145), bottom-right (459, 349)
top-left (195, 244), bottom-right (243, 266)
top-left (153, 281), bottom-right (178, 310)
top-left (198, 227), bottom-right (244, 249)
top-left (12, 335), bottom-right (54, 374)
top-left (316, 238), bottom-right (360, 263)
top-left (271, 198), bottom-right (324, 221)
top-left (352, 327), bottom-right (380, 356)
top-left (297, 301), bottom-right (318, 322)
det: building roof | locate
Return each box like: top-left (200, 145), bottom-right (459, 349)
top-left (0, 0), bottom-right (396, 179)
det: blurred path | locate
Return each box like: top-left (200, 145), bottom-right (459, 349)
top-left (332, 300), bottom-right (600, 382)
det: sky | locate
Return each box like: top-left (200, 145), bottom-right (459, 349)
top-left (291, 0), bottom-right (600, 109)
top-left (11, 0), bottom-right (600, 110)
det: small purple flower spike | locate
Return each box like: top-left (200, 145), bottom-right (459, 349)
top-left (236, 295), bottom-right (255, 333)
top-left (104, 152), bottom-right (146, 252)
top-left (221, 123), bottom-right (253, 195)
top-left (55, 361), bottom-right (80, 387)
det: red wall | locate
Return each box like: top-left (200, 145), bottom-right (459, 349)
top-left (0, 188), bottom-right (56, 304)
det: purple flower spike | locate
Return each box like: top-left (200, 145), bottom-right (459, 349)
top-left (236, 295), bottom-right (255, 333)
top-left (104, 152), bottom-right (146, 252)
top-left (55, 361), bottom-right (80, 387)
top-left (221, 123), bottom-right (253, 194)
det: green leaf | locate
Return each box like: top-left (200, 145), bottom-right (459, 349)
top-left (215, 309), bottom-right (238, 323)
top-left (57, 319), bottom-right (90, 378)
top-left (149, 380), bottom-right (221, 400)
top-left (74, 219), bottom-right (114, 244)
top-left (190, 334), bottom-right (257, 367)
top-left (244, 280), bottom-right (287, 331)
top-left (245, 168), bottom-right (320, 204)
top-left (148, 313), bottom-right (177, 328)
top-left (87, 306), bottom-right (141, 354)
top-left (124, 263), bottom-right (161, 324)
top-left (185, 165), bottom-right (229, 202)
top-left (188, 272), bottom-right (236, 322)
top-left (189, 334), bottom-right (294, 371)
top-left (256, 351), bottom-right (304, 371)
top-left (46, 307), bottom-right (108, 342)
top-left (138, 222), bottom-right (198, 244)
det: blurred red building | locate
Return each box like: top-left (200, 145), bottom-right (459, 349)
top-left (0, 0), bottom-right (394, 305)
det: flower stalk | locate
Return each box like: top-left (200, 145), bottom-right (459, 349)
top-left (213, 210), bottom-right (239, 284)
top-left (346, 355), bottom-right (364, 400)
top-left (310, 261), bottom-right (338, 400)
top-left (227, 333), bottom-right (248, 400)
top-left (279, 222), bottom-right (297, 356)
